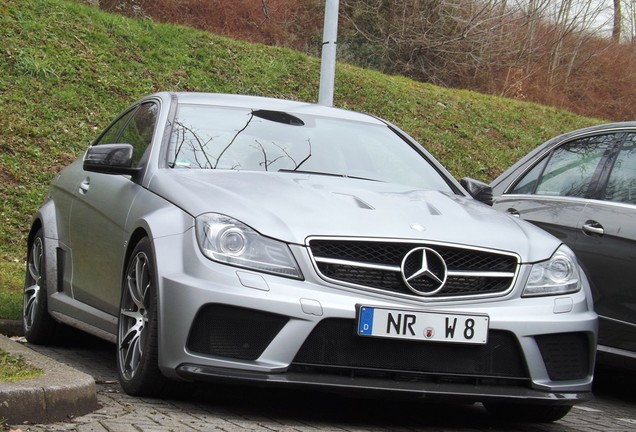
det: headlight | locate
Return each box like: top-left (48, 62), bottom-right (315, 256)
top-left (522, 245), bottom-right (581, 297)
top-left (195, 213), bottom-right (302, 278)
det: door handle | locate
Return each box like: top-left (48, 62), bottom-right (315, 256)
top-left (582, 220), bottom-right (604, 237)
top-left (79, 178), bottom-right (90, 195)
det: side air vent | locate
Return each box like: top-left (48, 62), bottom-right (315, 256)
top-left (187, 304), bottom-right (289, 361)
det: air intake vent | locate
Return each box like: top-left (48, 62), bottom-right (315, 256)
top-left (293, 318), bottom-right (528, 378)
top-left (187, 304), bottom-right (288, 361)
top-left (535, 332), bottom-right (591, 381)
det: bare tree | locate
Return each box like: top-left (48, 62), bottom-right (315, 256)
top-left (613, 0), bottom-right (622, 41)
top-left (99, 0), bottom-right (636, 120)
top-left (340, 0), bottom-right (530, 88)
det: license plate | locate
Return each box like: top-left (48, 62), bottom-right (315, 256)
top-left (357, 306), bottom-right (489, 344)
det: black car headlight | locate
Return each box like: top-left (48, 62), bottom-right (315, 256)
top-left (195, 213), bottom-right (302, 278)
top-left (522, 245), bottom-right (581, 297)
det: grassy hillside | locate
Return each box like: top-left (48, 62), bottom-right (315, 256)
top-left (0, 0), bottom-right (602, 320)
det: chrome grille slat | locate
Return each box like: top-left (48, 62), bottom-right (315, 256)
top-left (308, 237), bottom-right (519, 299)
top-left (447, 270), bottom-right (515, 278)
top-left (314, 256), bottom-right (401, 272)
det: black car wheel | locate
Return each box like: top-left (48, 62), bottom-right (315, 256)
top-left (23, 228), bottom-right (59, 344)
top-left (484, 402), bottom-right (572, 423)
top-left (117, 237), bottom-right (168, 396)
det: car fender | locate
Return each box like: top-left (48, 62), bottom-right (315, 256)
top-left (123, 193), bottom-right (193, 277)
top-left (124, 189), bottom-right (194, 243)
top-left (122, 199), bottom-right (194, 368)
top-left (30, 199), bottom-right (62, 298)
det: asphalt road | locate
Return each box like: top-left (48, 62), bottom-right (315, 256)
top-left (8, 334), bottom-right (636, 432)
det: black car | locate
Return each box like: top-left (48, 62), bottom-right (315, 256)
top-left (491, 122), bottom-right (636, 369)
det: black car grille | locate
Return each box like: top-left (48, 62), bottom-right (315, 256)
top-left (535, 333), bottom-right (591, 381)
top-left (187, 304), bottom-right (289, 361)
top-left (291, 318), bottom-right (529, 379)
top-left (308, 238), bottom-right (519, 298)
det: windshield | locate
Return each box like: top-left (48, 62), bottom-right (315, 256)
top-left (167, 104), bottom-right (454, 192)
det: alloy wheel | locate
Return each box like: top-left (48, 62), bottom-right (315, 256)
top-left (23, 236), bottom-right (44, 332)
top-left (118, 251), bottom-right (151, 381)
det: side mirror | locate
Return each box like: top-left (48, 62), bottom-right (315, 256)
top-left (460, 177), bottom-right (493, 206)
top-left (83, 144), bottom-right (141, 175)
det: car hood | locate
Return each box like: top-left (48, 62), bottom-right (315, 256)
top-left (148, 170), bottom-right (560, 262)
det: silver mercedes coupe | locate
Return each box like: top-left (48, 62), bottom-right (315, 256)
top-left (24, 92), bottom-right (597, 422)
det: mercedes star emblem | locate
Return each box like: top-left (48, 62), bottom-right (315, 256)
top-left (401, 247), bottom-right (448, 296)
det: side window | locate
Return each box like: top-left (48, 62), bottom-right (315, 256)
top-left (514, 135), bottom-right (615, 198)
top-left (510, 157), bottom-right (548, 194)
top-left (604, 135), bottom-right (636, 204)
top-left (94, 102), bottom-right (158, 167)
top-left (95, 109), bottom-right (135, 146)
top-left (118, 102), bottom-right (158, 167)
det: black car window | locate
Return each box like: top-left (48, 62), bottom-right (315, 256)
top-left (95, 109), bottom-right (135, 146)
top-left (604, 135), bottom-right (636, 205)
top-left (528, 135), bottom-right (615, 197)
top-left (118, 102), bottom-right (158, 166)
top-left (94, 103), bottom-right (158, 167)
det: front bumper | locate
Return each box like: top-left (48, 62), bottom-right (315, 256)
top-left (154, 232), bottom-right (597, 404)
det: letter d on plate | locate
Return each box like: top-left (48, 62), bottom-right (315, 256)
top-left (358, 306), bottom-right (375, 335)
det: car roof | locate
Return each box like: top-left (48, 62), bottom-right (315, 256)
top-left (156, 92), bottom-right (387, 125)
top-left (549, 121), bottom-right (636, 140)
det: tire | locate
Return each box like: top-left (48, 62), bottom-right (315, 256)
top-left (116, 237), bottom-right (169, 396)
top-left (483, 402), bottom-right (573, 423)
top-left (23, 228), bottom-right (60, 344)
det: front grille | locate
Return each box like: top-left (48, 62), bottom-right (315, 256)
top-left (535, 333), bottom-right (591, 381)
top-left (292, 319), bottom-right (528, 379)
top-left (308, 238), bottom-right (519, 299)
top-left (187, 304), bottom-right (288, 360)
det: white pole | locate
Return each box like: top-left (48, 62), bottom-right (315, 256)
top-left (318, 0), bottom-right (339, 106)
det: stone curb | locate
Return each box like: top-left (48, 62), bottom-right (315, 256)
top-left (0, 323), bottom-right (98, 425)
top-left (0, 319), bottom-right (23, 338)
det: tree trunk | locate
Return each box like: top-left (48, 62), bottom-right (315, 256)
top-left (613, 0), bottom-right (622, 42)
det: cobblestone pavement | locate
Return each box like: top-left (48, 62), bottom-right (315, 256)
top-left (7, 335), bottom-right (636, 432)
